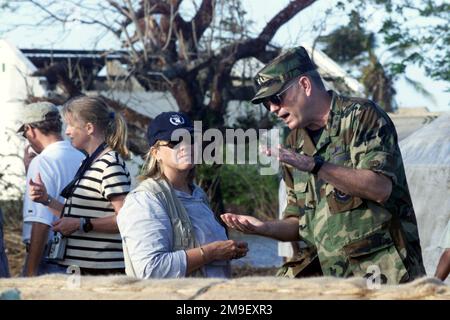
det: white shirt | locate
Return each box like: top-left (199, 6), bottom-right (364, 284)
top-left (22, 140), bottom-right (85, 243)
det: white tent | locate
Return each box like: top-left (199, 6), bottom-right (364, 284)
top-left (0, 39), bottom-right (47, 199)
top-left (399, 112), bottom-right (450, 278)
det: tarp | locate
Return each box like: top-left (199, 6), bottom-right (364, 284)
top-left (399, 112), bottom-right (450, 278)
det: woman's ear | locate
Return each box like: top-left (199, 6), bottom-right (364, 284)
top-left (85, 122), bottom-right (95, 135)
top-left (150, 146), bottom-right (159, 161)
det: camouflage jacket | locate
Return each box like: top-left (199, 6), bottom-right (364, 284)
top-left (282, 91), bottom-right (426, 284)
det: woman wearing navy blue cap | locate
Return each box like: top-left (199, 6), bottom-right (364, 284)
top-left (117, 112), bottom-right (248, 278)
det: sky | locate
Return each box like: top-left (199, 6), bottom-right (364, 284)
top-left (1, 0), bottom-right (448, 111)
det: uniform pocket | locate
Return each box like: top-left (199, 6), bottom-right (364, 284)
top-left (293, 170), bottom-right (308, 193)
top-left (292, 170), bottom-right (315, 244)
top-left (343, 227), bottom-right (409, 284)
top-left (329, 151), bottom-right (351, 166)
top-left (276, 246), bottom-right (322, 278)
top-left (325, 184), bottom-right (363, 214)
top-left (293, 171), bottom-right (317, 209)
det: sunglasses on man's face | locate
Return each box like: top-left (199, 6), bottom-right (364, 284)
top-left (262, 79), bottom-right (298, 110)
top-left (21, 125), bottom-right (32, 138)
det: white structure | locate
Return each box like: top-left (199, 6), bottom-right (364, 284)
top-left (95, 60), bottom-right (178, 119)
top-left (0, 39), bottom-right (47, 199)
top-left (389, 108), bottom-right (442, 140)
top-left (399, 112), bottom-right (450, 278)
top-left (302, 44), bottom-right (365, 96)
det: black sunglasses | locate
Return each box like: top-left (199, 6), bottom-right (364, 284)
top-left (159, 136), bottom-right (194, 149)
top-left (262, 79), bottom-right (298, 110)
top-left (160, 141), bottom-right (182, 149)
top-left (21, 125), bottom-right (32, 138)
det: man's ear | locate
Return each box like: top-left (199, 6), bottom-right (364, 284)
top-left (299, 76), bottom-right (313, 96)
top-left (28, 125), bottom-right (37, 139)
top-left (85, 122), bottom-right (95, 135)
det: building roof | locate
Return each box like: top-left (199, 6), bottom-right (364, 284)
top-left (21, 48), bottom-right (128, 68)
top-left (389, 108), bottom-right (442, 141)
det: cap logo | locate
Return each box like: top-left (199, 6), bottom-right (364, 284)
top-left (169, 114), bottom-right (185, 126)
top-left (256, 74), bottom-right (270, 86)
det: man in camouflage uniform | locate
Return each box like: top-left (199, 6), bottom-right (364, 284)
top-left (221, 46), bottom-right (426, 284)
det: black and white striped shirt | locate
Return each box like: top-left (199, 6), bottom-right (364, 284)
top-left (60, 151), bottom-right (130, 269)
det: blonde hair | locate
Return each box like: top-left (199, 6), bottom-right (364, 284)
top-left (139, 140), bottom-right (195, 183)
top-left (139, 142), bottom-right (164, 182)
top-left (63, 96), bottom-right (130, 159)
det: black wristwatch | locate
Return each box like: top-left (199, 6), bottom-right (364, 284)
top-left (311, 155), bottom-right (325, 174)
top-left (82, 217), bottom-right (93, 233)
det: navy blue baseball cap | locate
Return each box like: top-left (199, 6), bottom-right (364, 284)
top-left (147, 112), bottom-right (194, 148)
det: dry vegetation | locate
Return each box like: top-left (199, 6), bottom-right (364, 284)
top-left (2, 200), bottom-right (25, 277)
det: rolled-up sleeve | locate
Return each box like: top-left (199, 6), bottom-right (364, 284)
top-left (24, 157), bottom-right (56, 227)
top-left (117, 191), bottom-right (187, 278)
top-left (350, 106), bottom-right (400, 185)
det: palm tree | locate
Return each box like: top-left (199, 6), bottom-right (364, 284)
top-left (317, 11), bottom-right (435, 112)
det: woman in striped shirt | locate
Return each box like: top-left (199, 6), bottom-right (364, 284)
top-left (29, 96), bottom-right (131, 275)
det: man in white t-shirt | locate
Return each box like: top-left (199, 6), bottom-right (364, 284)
top-left (18, 102), bottom-right (85, 276)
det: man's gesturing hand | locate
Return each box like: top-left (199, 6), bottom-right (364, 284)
top-left (277, 145), bottom-right (315, 172)
top-left (220, 213), bottom-right (267, 235)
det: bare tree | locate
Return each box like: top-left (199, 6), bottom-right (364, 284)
top-left (2, 0), bottom-right (318, 215)
top-left (6, 0), bottom-right (317, 127)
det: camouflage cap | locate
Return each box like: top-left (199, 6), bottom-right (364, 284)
top-left (16, 101), bottom-right (60, 133)
top-left (251, 46), bottom-right (316, 104)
